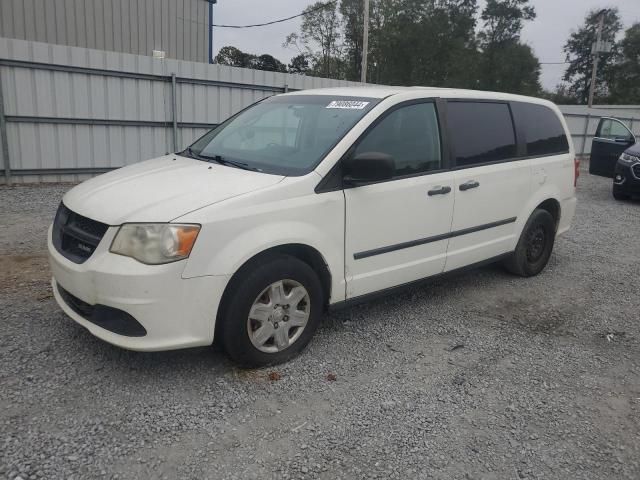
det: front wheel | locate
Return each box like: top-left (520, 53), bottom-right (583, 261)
top-left (219, 254), bottom-right (324, 367)
top-left (504, 209), bottom-right (556, 277)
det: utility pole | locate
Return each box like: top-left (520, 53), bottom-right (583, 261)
top-left (588, 9), bottom-right (606, 108)
top-left (360, 0), bottom-right (370, 83)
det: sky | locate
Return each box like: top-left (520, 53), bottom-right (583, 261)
top-left (211, 0), bottom-right (640, 90)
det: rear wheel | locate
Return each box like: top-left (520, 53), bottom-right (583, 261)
top-left (504, 209), bottom-right (556, 277)
top-left (219, 254), bottom-right (323, 367)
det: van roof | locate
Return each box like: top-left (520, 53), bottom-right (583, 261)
top-left (284, 86), bottom-right (554, 106)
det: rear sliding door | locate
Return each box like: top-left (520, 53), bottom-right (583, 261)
top-left (444, 101), bottom-right (531, 271)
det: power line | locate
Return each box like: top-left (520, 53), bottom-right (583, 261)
top-left (212, 1), bottom-right (337, 29)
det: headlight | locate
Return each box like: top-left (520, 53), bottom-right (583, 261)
top-left (110, 224), bottom-right (200, 264)
top-left (619, 152), bottom-right (640, 164)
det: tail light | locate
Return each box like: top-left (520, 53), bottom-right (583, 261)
top-left (574, 158), bottom-right (580, 187)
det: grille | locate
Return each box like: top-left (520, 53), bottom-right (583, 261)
top-left (633, 164), bottom-right (640, 179)
top-left (56, 284), bottom-right (147, 337)
top-left (52, 203), bottom-right (109, 264)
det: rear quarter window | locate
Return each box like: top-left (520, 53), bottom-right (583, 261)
top-left (511, 102), bottom-right (569, 156)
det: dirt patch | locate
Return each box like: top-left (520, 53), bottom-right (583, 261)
top-left (0, 254), bottom-right (51, 296)
top-left (481, 297), bottom-right (584, 335)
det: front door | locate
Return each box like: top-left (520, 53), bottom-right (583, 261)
top-left (590, 117), bottom-right (636, 178)
top-left (344, 101), bottom-right (455, 298)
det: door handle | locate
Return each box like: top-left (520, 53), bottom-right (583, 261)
top-left (459, 180), bottom-right (480, 191)
top-left (428, 185), bottom-right (452, 196)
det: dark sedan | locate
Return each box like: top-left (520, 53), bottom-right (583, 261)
top-left (589, 116), bottom-right (639, 200)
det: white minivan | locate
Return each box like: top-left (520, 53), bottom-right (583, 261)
top-left (49, 87), bottom-right (578, 366)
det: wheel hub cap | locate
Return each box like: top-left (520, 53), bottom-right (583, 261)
top-left (247, 279), bottom-right (311, 353)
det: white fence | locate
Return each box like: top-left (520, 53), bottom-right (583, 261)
top-left (0, 37), bottom-right (364, 183)
top-left (1, 37), bottom-right (639, 184)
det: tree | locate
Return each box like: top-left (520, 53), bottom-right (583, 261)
top-left (214, 46), bottom-right (256, 68)
top-left (254, 54), bottom-right (287, 73)
top-left (288, 54), bottom-right (311, 74)
top-left (477, 0), bottom-right (541, 95)
top-left (478, 0), bottom-right (534, 45)
top-left (348, 0), bottom-right (480, 87)
top-left (285, 1), bottom-right (344, 78)
top-left (215, 47), bottom-right (288, 73)
top-left (542, 83), bottom-right (579, 105)
top-left (609, 23), bottom-right (640, 104)
top-left (562, 8), bottom-right (622, 104)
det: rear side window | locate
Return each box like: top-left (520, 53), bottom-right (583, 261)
top-left (512, 102), bottom-right (569, 156)
top-left (447, 102), bottom-right (517, 167)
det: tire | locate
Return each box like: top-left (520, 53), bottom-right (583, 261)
top-left (219, 254), bottom-right (324, 368)
top-left (503, 209), bottom-right (556, 277)
top-left (613, 190), bottom-right (630, 201)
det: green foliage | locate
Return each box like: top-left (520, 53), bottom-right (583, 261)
top-left (254, 54), bottom-right (287, 73)
top-left (288, 54), bottom-right (312, 74)
top-left (215, 47), bottom-right (286, 72)
top-left (477, 0), bottom-right (540, 95)
top-left (540, 84), bottom-right (580, 105)
top-left (285, 0), bottom-right (540, 95)
top-left (478, 0), bottom-right (535, 45)
top-left (479, 42), bottom-right (541, 95)
top-left (609, 23), bottom-right (640, 104)
top-left (286, 1), bottom-right (345, 78)
top-left (562, 8), bottom-right (622, 104)
top-left (214, 46), bottom-right (255, 68)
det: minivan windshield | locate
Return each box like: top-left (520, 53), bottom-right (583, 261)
top-left (185, 95), bottom-right (380, 176)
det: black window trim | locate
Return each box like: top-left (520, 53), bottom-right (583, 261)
top-left (446, 99), bottom-right (572, 171)
top-left (315, 96), bottom-right (573, 192)
top-left (315, 97), bottom-right (450, 193)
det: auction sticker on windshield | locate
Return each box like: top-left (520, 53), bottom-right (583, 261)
top-left (326, 100), bottom-right (370, 109)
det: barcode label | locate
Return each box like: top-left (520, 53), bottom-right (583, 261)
top-left (326, 100), bottom-right (370, 110)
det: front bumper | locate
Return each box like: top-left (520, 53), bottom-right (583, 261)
top-left (48, 225), bottom-right (230, 351)
top-left (613, 162), bottom-right (640, 194)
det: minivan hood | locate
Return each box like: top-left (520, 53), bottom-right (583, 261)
top-left (63, 155), bottom-right (285, 224)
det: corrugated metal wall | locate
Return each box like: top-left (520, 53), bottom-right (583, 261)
top-left (0, 37), bottom-right (364, 183)
top-left (0, 0), bottom-right (209, 63)
top-left (2, 37), bottom-right (639, 184)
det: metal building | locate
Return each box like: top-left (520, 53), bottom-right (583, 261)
top-left (0, 0), bottom-right (211, 63)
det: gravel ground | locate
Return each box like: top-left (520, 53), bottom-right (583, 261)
top-left (1, 170), bottom-right (639, 480)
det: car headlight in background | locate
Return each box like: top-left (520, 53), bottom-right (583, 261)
top-left (110, 224), bottom-right (200, 264)
top-left (619, 152), bottom-right (640, 164)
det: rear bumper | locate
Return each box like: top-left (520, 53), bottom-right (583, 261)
top-left (48, 225), bottom-right (230, 351)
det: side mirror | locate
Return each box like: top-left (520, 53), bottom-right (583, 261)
top-left (343, 152), bottom-right (395, 186)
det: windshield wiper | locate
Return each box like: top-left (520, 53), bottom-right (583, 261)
top-left (182, 148), bottom-right (262, 172)
top-left (201, 153), bottom-right (261, 172)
